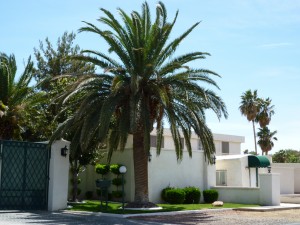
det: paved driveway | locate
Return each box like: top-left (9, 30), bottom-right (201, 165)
top-left (0, 211), bottom-right (161, 225)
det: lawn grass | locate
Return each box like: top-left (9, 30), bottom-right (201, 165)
top-left (68, 200), bottom-right (259, 214)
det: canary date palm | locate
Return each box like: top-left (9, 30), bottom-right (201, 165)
top-left (54, 2), bottom-right (227, 206)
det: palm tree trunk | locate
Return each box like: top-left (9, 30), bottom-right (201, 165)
top-left (133, 132), bottom-right (149, 203)
top-left (252, 120), bottom-right (257, 154)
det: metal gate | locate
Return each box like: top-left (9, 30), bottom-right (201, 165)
top-left (0, 140), bottom-right (50, 210)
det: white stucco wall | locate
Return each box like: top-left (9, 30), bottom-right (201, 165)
top-left (259, 173), bottom-right (280, 206)
top-left (48, 140), bottom-right (70, 211)
top-left (213, 173), bottom-right (280, 206)
top-left (77, 129), bottom-right (244, 203)
top-left (213, 133), bottom-right (244, 156)
top-left (271, 163), bottom-right (300, 194)
top-left (213, 186), bottom-right (260, 204)
top-left (148, 149), bottom-right (205, 203)
top-left (79, 148), bottom-right (208, 203)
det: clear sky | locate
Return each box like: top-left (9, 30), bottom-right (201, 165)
top-left (1, 0), bottom-right (299, 154)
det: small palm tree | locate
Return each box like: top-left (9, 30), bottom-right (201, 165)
top-left (257, 127), bottom-right (277, 155)
top-left (53, 2), bottom-right (227, 206)
top-left (0, 53), bottom-right (38, 140)
top-left (239, 89), bottom-right (260, 154)
top-left (256, 97), bottom-right (275, 128)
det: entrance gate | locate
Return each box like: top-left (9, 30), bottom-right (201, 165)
top-left (0, 140), bottom-right (50, 210)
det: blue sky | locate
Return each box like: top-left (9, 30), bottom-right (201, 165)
top-left (1, 0), bottom-right (300, 154)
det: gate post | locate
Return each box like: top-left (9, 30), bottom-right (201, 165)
top-left (48, 139), bottom-right (70, 211)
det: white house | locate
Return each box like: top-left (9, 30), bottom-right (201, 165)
top-left (78, 129), bottom-right (245, 203)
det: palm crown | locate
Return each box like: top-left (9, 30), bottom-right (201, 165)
top-left (0, 53), bottom-right (38, 140)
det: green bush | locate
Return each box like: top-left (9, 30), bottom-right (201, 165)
top-left (203, 189), bottom-right (219, 203)
top-left (112, 190), bottom-right (123, 198)
top-left (85, 191), bottom-right (93, 200)
top-left (110, 164), bottom-right (122, 175)
top-left (95, 164), bottom-right (110, 176)
top-left (161, 187), bottom-right (174, 202)
top-left (112, 177), bottom-right (125, 186)
top-left (183, 187), bottom-right (201, 204)
top-left (165, 188), bottom-right (186, 204)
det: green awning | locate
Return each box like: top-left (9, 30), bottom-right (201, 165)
top-left (248, 155), bottom-right (270, 168)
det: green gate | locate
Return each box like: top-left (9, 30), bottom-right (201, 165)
top-left (0, 140), bottom-right (50, 210)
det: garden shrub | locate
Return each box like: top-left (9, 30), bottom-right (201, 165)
top-left (161, 187), bottom-right (174, 202)
top-left (110, 164), bottom-right (122, 175)
top-left (203, 189), bottom-right (219, 203)
top-left (183, 186), bottom-right (201, 204)
top-left (112, 177), bottom-right (124, 186)
top-left (85, 191), bottom-right (93, 200)
top-left (95, 164), bottom-right (110, 176)
top-left (165, 188), bottom-right (186, 204)
top-left (112, 190), bottom-right (123, 198)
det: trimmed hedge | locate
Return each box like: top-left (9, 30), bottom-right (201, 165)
top-left (203, 189), bottom-right (219, 203)
top-left (110, 164), bottom-right (122, 175)
top-left (165, 188), bottom-right (186, 204)
top-left (95, 164), bottom-right (110, 175)
top-left (183, 187), bottom-right (201, 204)
top-left (112, 177), bottom-right (125, 186)
top-left (161, 187), bottom-right (174, 202)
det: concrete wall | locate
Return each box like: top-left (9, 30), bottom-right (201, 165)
top-left (48, 140), bottom-right (70, 211)
top-left (213, 186), bottom-right (260, 204)
top-left (271, 163), bottom-right (300, 194)
top-left (79, 148), bottom-right (208, 203)
top-left (148, 149), bottom-right (206, 203)
top-left (259, 173), bottom-right (280, 206)
top-left (213, 173), bottom-right (280, 206)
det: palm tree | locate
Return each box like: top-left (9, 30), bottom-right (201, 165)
top-left (239, 89), bottom-right (260, 154)
top-left (53, 2), bottom-right (227, 207)
top-left (0, 53), bottom-right (39, 140)
top-left (256, 97), bottom-right (275, 128)
top-left (257, 127), bottom-right (277, 155)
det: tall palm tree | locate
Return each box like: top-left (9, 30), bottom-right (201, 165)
top-left (239, 89), bottom-right (260, 154)
top-left (257, 127), bottom-right (277, 155)
top-left (0, 53), bottom-right (39, 140)
top-left (256, 97), bottom-right (275, 128)
top-left (53, 2), bottom-right (227, 206)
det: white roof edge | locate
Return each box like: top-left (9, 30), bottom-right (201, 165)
top-left (150, 128), bottom-right (245, 143)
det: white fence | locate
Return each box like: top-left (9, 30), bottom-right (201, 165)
top-left (213, 173), bottom-right (280, 206)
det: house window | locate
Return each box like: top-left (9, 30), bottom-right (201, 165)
top-left (198, 140), bottom-right (203, 150)
top-left (150, 135), bottom-right (164, 148)
top-left (222, 142), bottom-right (229, 155)
top-left (216, 170), bottom-right (227, 186)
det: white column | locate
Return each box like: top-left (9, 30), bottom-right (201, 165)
top-left (203, 160), bottom-right (216, 190)
top-left (48, 140), bottom-right (70, 211)
top-left (259, 173), bottom-right (280, 206)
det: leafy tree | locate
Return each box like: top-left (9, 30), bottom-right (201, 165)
top-left (53, 2), bottom-right (227, 207)
top-left (257, 127), bottom-right (277, 155)
top-left (239, 89), bottom-right (260, 154)
top-left (272, 149), bottom-right (300, 163)
top-left (0, 53), bottom-right (41, 140)
top-left (34, 32), bottom-right (97, 201)
top-left (31, 32), bottom-right (95, 140)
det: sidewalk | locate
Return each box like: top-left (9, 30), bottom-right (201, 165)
top-left (233, 203), bottom-right (300, 212)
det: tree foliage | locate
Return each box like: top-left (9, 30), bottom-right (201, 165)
top-left (0, 52), bottom-right (42, 140)
top-left (272, 149), bottom-right (300, 163)
top-left (257, 127), bottom-right (277, 155)
top-left (239, 89), bottom-right (276, 154)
